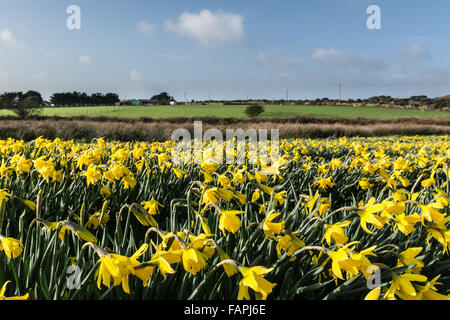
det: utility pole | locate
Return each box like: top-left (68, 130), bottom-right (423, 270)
top-left (286, 89), bottom-right (289, 103)
top-left (338, 83), bottom-right (342, 106)
top-left (209, 90), bottom-right (211, 101)
top-left (184, 90), bottom-right (187, 104)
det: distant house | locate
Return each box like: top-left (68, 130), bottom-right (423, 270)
top-left (130, 99), bottom-right (161, 106)
top-left (121, 94), bottom-right (177, 106)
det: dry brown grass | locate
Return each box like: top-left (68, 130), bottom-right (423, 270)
top-left (0, 117), bottom-right (448, 141)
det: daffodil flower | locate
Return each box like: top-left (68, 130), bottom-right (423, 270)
top-left (85, 212), bottom-right (110, 230)
top-left (391, 212), bottom-right (420, 236)
top-left (274, 191), bottom-right (287, 206)
top-left (426, 225), bottom-right (450, 254)
top-left (327, 242), bottom-right (361, 280)
top-left (384, 273), bottom-right (428, 299)
top-left (420, 203), bottom-right (447, 228)
top-left (136, 256), bottom-right (175, 282)
top-left (182, 247), bottom-right (207, 276)
top-left (305, 191), bottom-right (320, 214)
top-left (0, 236), bottom-right (24, 259)
top-left (188, 233), bottom-right (216, 259)
top-left (322, 221), bottom-right (351, 246)
top-left (141, 197), bottom-right (163, 215)
top-left (276, 233), bottom-right (305, 261)
top-left (351, 245), bottom-right (377, 279)
top-left (173, 168), bottom-right (186, 179)
top-left (237, 266), bottom-right (277, 300)
top-left (356, 198), bottom-right (386, 234)
top-left (358, 178), bottom-right (374, 190)
top-left (49, 222), bottom-right (68, 241)
top-left (262, 211), bottom-right (285, 240)
top-left (100, 186), bottom-right (111, 198)
top-left (219, 210), bottom-right (244, 236)
top-left (0, 281), bottom-right (29, 300)
top-left (251, 191), bottom-right (262, 203)
top-left (151, 233), bottom-right (184, 264)
top-left (364, 287), bottom-right (381, 300)
top-left (201, 187), bottom-right (234, 205)
top-left (0, 189), bottom-right (11, 202)
top-left (314, 176), bottom-right (335, 190)
top-left (394, 247), bottom-right (424, 274)
top-left (81, 165), bottom-right (101, 186)
top-left (94, 244), bottom-right (150, 294)
top-left (121, 175), bottom-right (137, 189)
top-left (413, 275), bottom-right (450, 300)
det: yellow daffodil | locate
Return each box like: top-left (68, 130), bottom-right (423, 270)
top-left (276, 233), bottom-right (305, 261)
top-left (100, 186), bottom-right (111, 198)
top-left (322, 221), bottom-right (351, 246)
top-left (358, 178), bottom-right (374, 190)
top-left (356, 198), bottom-right (386, 234)
top-left (364, 287), bottom-right (381, 300)
top-left (384, 273), bottom-right (428, 299)
top-left (0, 281), bottom-right (29, 300)
top-left (141, 197), bottom-right (163, 215)
top-left (182, 247), bottom-right (207, 276)
top-left (314, 177), bottom-right (335, 190)
top-left (0, 236), bottom-right (24, 259)
top-left (262, 211), bottom-right (285, 240)
top-left (326, 242), bottom-right (362, 280)
top-left (121, 175), bottom-right (137, 189)
top-left (95, 244), bottom-right (149, 294)
top-left (85, 212), bottom-right (110, 230)
top-left (238, 266), bottom-right (277, 300)
top-left (82, 165), bottom-right (101, 186)
top-left (219, 210), bottom-right (244, 236)
top-left (0, 189), bottom-right (11, 201)
top-left (391, 213), bottom-right (420, 236)
top-left (395, 247), bottom-right (424, 274)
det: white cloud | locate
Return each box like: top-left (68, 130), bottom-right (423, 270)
top-left (78, 55), bottom-right (92, 65)
top-left (130, 70), bottom-right (142, 82)
top-left (311, 48), bottom-right (387, 73)
top-left (137, 20), bottom-right (156, 35)
top-left (395, 43), bottom-right (430, 60)
top-left (311, 48), bottom-right (350, 63)
top-left (0, 29), bottom-right (17, 46)
top-left (257, 51), bottom-right (303, 70)
top-left (165, 9), bottom-right (245, 47)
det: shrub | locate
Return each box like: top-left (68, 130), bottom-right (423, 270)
top-left (0, 91), bottom-right (43, 119)
top-left (245, 104), bottom-right (265, 118)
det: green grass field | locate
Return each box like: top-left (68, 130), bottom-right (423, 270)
top-left (1, 104), bottom-right (450, 119)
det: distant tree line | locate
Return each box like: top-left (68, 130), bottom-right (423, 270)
top-left (0, 90), bottom-right (121, 118)
top-left (50, 92), bottom-right (120, 107)
top-left (215, 95), bottom-right (450, 110)
top-left (120, 92), bottom-right (176, 106)
top-left (0, 91), bottom-right (44, 118)
top-left (151, 92), bottom-right (174, 105)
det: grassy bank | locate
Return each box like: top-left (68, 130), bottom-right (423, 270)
top-left (0, 115), bottom-right (449, 142)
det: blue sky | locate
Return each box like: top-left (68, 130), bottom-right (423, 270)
top-left (1, 0), bottom-right (450, 101)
